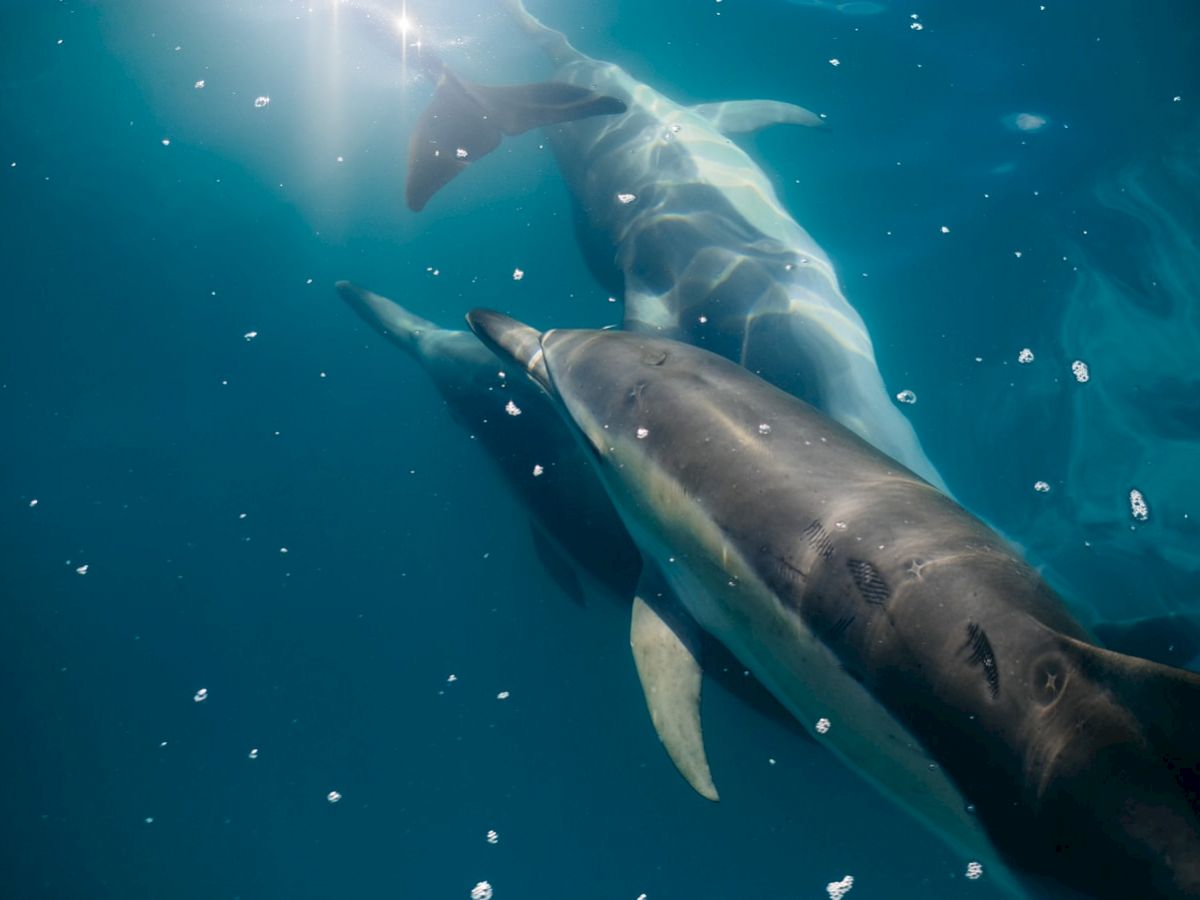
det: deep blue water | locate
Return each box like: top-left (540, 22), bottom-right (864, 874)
top-left (2, 1), bottom-right (1198, 898)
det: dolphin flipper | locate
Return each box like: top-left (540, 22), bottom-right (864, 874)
top-left (692, 99), bottom-right (825, 134)
top-left (630, 576), bottom-right (719, 802)
top-left (407, 58), bottom-right (625, 211)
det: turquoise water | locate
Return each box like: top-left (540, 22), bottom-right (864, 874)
top-left (2, 1), bottom-right (1198, 897)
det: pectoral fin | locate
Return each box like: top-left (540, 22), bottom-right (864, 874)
top-left (692, 99), bottom-right (825, 134)
top-left (630, 577), bottom-right (719, 802)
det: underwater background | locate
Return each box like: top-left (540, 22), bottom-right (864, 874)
top-left (2, 0), bottom-right (1198, 897)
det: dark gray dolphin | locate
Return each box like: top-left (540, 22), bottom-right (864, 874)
top-left (335, 282), bottom-right (806, 728)
top-left (467, 309), bottom-right (1200, 900)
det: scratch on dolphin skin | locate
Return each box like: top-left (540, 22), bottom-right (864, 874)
top-left (847, 558), bottom-right (890, 606)
top-left (803, 519), bottom-right (835, 560)
top-left (964, 622), bottom-right (1001, 699)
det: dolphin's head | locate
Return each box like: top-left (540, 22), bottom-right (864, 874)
top-left (466, 310), bottom-right (715, 468)
top-left (465, 309), bottom-right (550, 390)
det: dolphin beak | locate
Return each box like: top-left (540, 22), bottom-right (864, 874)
top-left (466, 308), bottom-right (551, 391)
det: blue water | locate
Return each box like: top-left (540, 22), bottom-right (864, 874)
top-left (2, 1), bottom-right (1198, 897)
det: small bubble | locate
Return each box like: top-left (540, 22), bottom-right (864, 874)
top-left (636, 427), bottom-right (649, 439)
top-left (248, 748), bottom-right (259, 759)
top-left (161, 138), bottom-right (171, 147)
top-left (616, 192), bottom-right (637, 204)
top-left (1130, 489), bottom-right (1149, 522)
top-left (1071, 360), bottom-right (1090, 383)
top-left (532, 464), bottom-right (544, 477)
top-left (455, 147), bottom-right (469, 159)
top-left (193, 688), bottom-right (208, 703)
top-left (895, 389), bottom-right (917, 405)
top-left (253, 96), bottom-right (270, 109)
top-left (940, 225), bottom-right (950, 234)
top-left (243, 331), bottom-right (258, 341)
top-left (470, 883), bottom-right (493, 900)
top-left (447, 674), bottom-right (458, 683)
top-left (486, 829), bottom-right (499, 844)
top-left (1018, 348), bottom-right (1034, 364)
top-left (511, 268), bottom-right (524, 281)
top-left (29, 499), bottom-right (38, 507)
top-left (505, 400), bottom-right (521, 417)
top-left (326, 790), bottom-right (342, 803)
top-left (815, 717), bottom-right (831, 734)
top-left (193, 79), bottom-right (205, 89)
top-left (828, 58), bottom-right (841, 66)
top-left (75, 564), bottom-right (89, 575)
top-left (965, 861), bottom-right (983, 880)
top-left (144, 817), bottom-right (154, 824)
top-left (496, 691), bottom-right (510, 700)
top-left (826, 874), bottom-right (854, 900)
top-left (758, 423), bottom-right (771, 435)
top-left (1033, 481), bottom-right (1050, 493)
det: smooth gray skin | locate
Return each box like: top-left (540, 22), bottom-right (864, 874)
top-left (467, 309), bottom-right (1200, 900)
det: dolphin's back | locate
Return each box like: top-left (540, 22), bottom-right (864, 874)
top-left (539, 328), bottom-right (1200, 899)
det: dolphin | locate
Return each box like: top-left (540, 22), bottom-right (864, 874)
top-left (335, 281), bottom-right (806, 728)
top-left (467, 309), bottom-right (1200, 900)
top-left (403, 0), bottom-right (944, 489)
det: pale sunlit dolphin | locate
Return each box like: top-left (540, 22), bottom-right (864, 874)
top-left (412, 0), bottom-right (944, 489)
top-left (467, 310), bottom-right (1200, 900)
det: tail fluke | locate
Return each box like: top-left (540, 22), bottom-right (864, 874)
top-left (407, 55), bottom-right (625, 211)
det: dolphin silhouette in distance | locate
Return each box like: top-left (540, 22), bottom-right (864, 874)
top-left (401, 0), bottom-right (945, 490)
top-left (466, 308), bottom-right (1200, 900)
